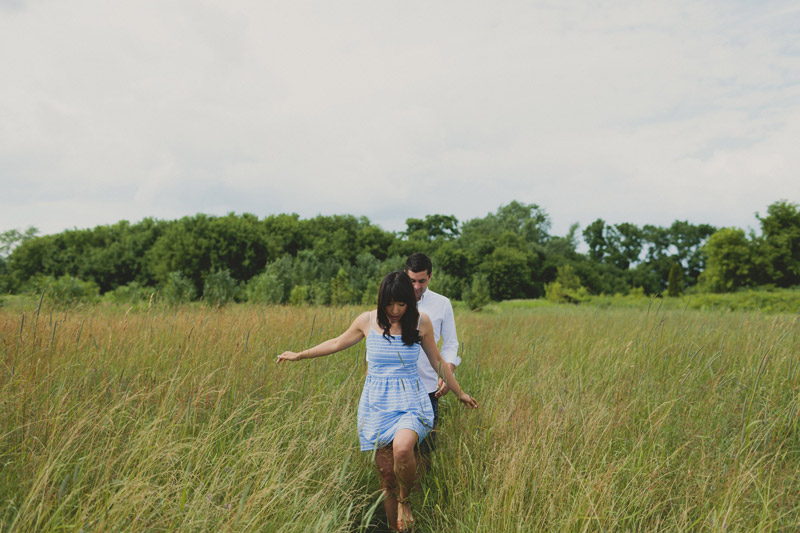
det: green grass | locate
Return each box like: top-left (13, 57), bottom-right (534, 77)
top-left (582, 287), bottom-right (800, 315)
top-left (1, 300), bottom-right (799, 531)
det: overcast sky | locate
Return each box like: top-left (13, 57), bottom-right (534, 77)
top-left (1, 1), bottom-right (799, 242)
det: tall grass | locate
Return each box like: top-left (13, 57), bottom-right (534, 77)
top-left (1, 300), bottom-right (798, 531)
top-left (582, 288), bottom-right (800, 314)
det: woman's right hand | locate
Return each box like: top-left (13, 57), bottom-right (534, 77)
top-left (276, 351), bottom-right (302, 363)
top-left (458, 392), bottom-right (479, 409)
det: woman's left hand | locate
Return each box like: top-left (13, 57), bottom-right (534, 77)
top-left (276, 351), bottom-right (301, 363)
top-left (458, 392), bottom-right (479, 409)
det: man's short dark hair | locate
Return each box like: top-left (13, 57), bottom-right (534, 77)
top-left (405, 252), bottom-right (432, 275)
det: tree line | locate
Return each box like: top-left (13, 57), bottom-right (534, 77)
top-left (0, 200), bottom-right (797, 306)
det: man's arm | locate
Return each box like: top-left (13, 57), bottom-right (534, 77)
top-left (439, 300), bottom-right (460, 367)
top-left (420, 314), bottom-right (477, 409)
top-left (435, 300), bottom-right (461, 397)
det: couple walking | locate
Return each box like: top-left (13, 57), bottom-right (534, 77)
top-left (277, 253), bottom-right (478, 531)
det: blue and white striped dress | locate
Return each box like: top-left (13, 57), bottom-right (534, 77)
top-left (357, 326), bottom-right (435, 451)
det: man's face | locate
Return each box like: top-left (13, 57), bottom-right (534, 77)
top-left (406, 269), bottom-right (431, 302)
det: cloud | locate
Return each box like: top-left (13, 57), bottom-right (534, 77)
top-left (0, 0), bottom-right (23, 11)
top-left (1, 0), bottom-right (798, 238)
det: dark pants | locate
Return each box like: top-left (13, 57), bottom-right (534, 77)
top-left (418, 392), bottom-right (439, 455)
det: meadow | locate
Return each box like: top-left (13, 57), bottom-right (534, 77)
top-left (1, 299), bottom-right (798, 531)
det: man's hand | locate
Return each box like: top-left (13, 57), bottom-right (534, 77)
top-left (435, 377), bottom-right (449, 398)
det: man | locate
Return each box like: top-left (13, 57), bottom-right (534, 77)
top-left (405, 252), bottom-right (460, 455)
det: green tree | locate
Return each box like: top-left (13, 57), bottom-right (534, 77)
top-left (667, 221), bottom-right (716, 284)
top-left (1, 226), bottom-right (40, 293)
top-left (261, 213), bottom-right (309, 257)
top-left (160, 271), bottom-right (197, 304)
top-left (289, 285), bottom-right (309, 305)
top-left (753, 200), bottom-right (800, 287)
top-left (73, 220), bottom-right (165, 292)
top-left (245, 271), bottom-right (285, 304)
top-left (463, 274), bottom-right (490, 310)
top-left (6, 220), bottom-right (167, 293)
top-left (148, 213), bottom-right (275, 292)
top-left (545, 264), bottom-right (588, 304)
top-left (0, 226), bottom-right (39, 257)
top-left (330, 268), bottom-right (355, 305)
top-left (402, 214), bottom-right (460, 241)
top-left (387, 234), bottom-right (436, 261)
top-left (461, 201), bottom-right (551, 258)
top-left (261, 256), bottom-right (295, 303)
top-left (203, 269), bottom-right (239, 306)
top-left (432, 241), bottom-right (474, 282)
top-left (538, 223), bottom-right (582, 287)
top-left (583, 219), bottom-right (608, 262)
top-left (350, 253), bottom-right (382, 302)
top-left (494, 201), bottom-right (551, 243)
top-left (667, 263), bottom-right (683, 297)
top-left (480, 246), bottom-right (535, 300)
top-left (309, 280), bottom-right (331, 305)
top-left (456, 202), bottom-right (552, 301)
top-left (290, 250), bottom-right (320, 286)
top-left (428, 271), bottom-right (463, 300)
top-left (583, 221), bottom-right (643, 270)
top-left (305, 215), bottom-right (392, 264)
top-left (699, 228), bottom-right (753, 292)
top-left (32, 275), bottom-right (99, 305)
top-left (587, 220), bottom-right (715, 294)
top-left (642, 225), bottom-right (671, 262)
top-left (104, 281), bottom-right (151, 304)
top-left (608, 223), bottom-right (643, 270)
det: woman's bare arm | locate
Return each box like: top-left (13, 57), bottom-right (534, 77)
top-left (277, 312), bottom-right (369, 363)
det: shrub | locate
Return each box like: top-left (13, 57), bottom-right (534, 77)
top-left (104, 281), bottom-right (152, 304)
top-left (203, 269), bottom-right (239, 306)
top-left (289, 285), bottom-right (309, 305)
top-left (545, 265), bottom-right (588, 304)
top-left (360, 277), bottom-right (381, 305)
top-left (463, 274), bottom-right (491, 310)
top-left (245, 272), bottom-right (285, 304)
top-left (29, 275), bottom-right (99, 305)
top-left (667, 263), bottom-right (683, 297)
top-left (161, 271), bottom-right (197, 304)
top-left (309, 280), bottom-right (331, 305)
top-left (330, 268), bottom-right (355, 305)
top-left (430, 272), bottom-right (464, 300)
top-left (0, 258), bottom-right (9, 294)
top-left (686, 287), bottom-right (800, 314)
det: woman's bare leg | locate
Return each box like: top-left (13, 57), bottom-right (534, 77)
top-left (374, 446), bottom-right (398, 528)
top-left (393, 429), bottom-right (419, 530)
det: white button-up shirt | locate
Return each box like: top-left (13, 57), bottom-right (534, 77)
top-left (417, 289), bottom-right (461, 393)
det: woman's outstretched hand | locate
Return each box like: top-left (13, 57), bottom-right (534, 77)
top-left (276, 351), bottom-right (301, 363)
top-left (458, 392), bottom-right (479, 409)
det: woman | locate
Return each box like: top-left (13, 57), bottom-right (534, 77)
top-left (277, 270), bottom-right (478, 532)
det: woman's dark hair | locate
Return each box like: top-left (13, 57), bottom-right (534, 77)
top-left (376, 270), bottom-right (421, 346)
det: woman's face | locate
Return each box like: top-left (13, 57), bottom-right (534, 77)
top-left (384, 299), bottom-right (407, 323)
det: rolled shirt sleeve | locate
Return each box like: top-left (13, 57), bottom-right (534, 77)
top-left (417, 289), bottom-right (461, 392)
top-left (438, 301), bottom-right (461, 367)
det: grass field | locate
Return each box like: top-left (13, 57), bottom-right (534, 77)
top-left (1, 300), bottom-right (799, 531)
